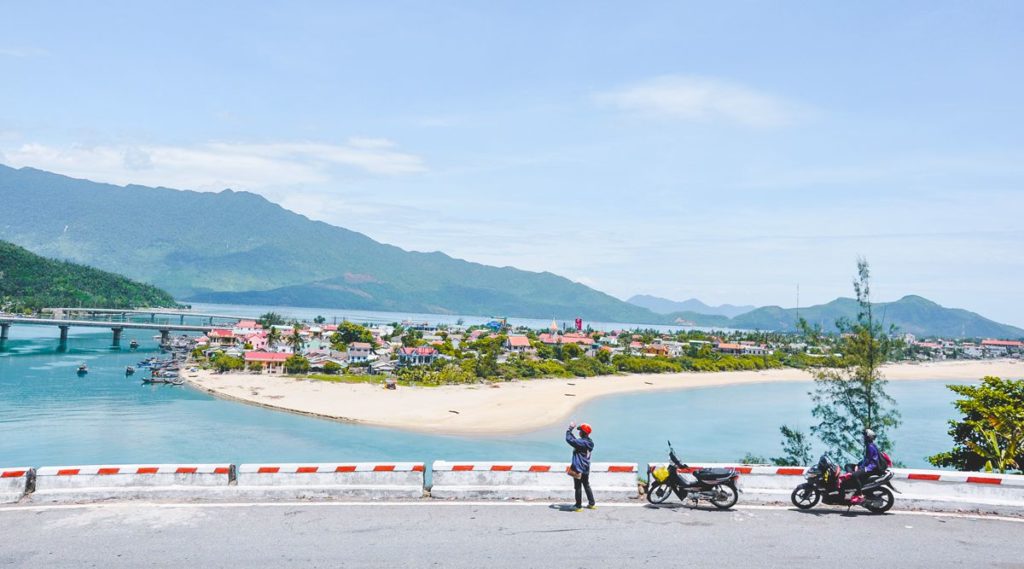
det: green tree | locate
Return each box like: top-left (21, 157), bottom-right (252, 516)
top-left (313, 315), bottom-right (327, 325)
top-left (258, 312), bottom-right (286, 327)
top-left (212, 354), bottom-right (244, 373)
top-left (287, 326), bottom-right (305, 354)
top-left (560, 342), bottom-right (583, 361)
top-left (809, 259), bottom-right (901, 462)
top-left (332, 321), bottom-right (374, 346)
top-left (928, 376), bottom-right (1024, 473)
top-left (284, 355), bottom-right (310, 375)
top-left (323, 361), bottom-right (342, 375)
top-left (771, 425), bottom-right (813, 466)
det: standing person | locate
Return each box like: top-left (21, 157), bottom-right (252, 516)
top-left (566, 421), bottom-right (595, 511)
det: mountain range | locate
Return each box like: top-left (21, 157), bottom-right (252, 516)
top-left (662, 295), bottom-right (1024, 339)
top-left (0, 165), bottom-right (659, 322)
top-left (627, 294), bottom-right (756, 318)
top-left (1, 164), bottom-right (1021, 339)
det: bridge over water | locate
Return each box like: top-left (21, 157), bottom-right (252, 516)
top-left (0, 315), bottom-right (220, 349)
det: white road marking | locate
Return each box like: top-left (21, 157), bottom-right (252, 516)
top-left (1, 501), bottom-right (1021, 523)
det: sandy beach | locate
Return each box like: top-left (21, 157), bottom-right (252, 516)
top-left (185, 359), bottom-right (1023, 436)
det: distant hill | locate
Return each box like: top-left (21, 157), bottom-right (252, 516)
top-left (0, 240), bottom-right (178, 311)
top-left (0, 165), bottom-right (663, 323)
top-left (628, 294), bottom-right (756, 318)
top-left (675, 295), bottom-right (1024, 339)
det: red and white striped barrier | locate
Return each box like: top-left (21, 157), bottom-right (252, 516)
top-left (431, 461), bottom-right (639, 500)
top-left (646, 462), bottom-right (1024, 511)
top-left (32, 464), bottom-right (232, 503)
top-left (1, 467), bottom-right (31, 504)
top-left (235, 462), bottom-right (425, 499)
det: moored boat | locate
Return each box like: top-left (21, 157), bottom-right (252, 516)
top-left (125, 366), bottom-right (135, 376)
top-left (76, 364), bottom-right (88, 375)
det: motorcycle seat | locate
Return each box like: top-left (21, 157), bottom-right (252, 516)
top-left (695, 468), bottom-right (733, 481)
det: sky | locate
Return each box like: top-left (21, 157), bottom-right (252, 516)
top-left (1, 1), bottom-right (1022, 325)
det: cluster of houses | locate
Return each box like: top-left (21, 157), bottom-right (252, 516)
top-left (903, 334), bottom-right (1024, 360)
top-left (193, 316), bottom-right (1023, 376)
top-left (193, 318), bottom-right (783, 376)
top-left (194, 319), bottom-right (401, 375)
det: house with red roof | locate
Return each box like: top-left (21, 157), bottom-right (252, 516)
top-left (397, 346), bottom-right (439, 366)
top-left (981, 339), bottom-right (1024, 355)
top-left (244, 351), bottom-right (290, 374)
top-left (207, 328), bottom-right (237, 347)
top-left (504, 335), bottom-right (534, 354)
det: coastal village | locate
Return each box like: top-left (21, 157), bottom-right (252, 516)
top-left (188, 315), bottom-right (1024, 381)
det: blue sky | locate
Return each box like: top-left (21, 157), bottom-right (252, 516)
top-left (2, 1), bottom-right (1023, 326)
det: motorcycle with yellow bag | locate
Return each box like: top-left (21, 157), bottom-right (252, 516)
top-left (646, 441), bottom-right (741, 509)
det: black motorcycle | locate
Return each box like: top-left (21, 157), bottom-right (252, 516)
top-left (646, 441), bottom-right (741, 509)
top-left (791, 454), bottom-right (897, 514)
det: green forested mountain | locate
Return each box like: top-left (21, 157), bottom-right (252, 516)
top-left (0, 165), bottom-right (661, 322)
top-left (670, 295), bottom-right (1024, 338)
top-left (0, 240), bottom-right (178, 311)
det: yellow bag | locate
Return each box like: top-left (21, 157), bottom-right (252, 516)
top-left (652, 466), bottom-right (670, 483)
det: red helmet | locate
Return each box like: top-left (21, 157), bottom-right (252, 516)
top-left (578, 423), bottom-right (592, 435)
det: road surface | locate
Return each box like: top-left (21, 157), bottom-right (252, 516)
top-left (1, 501), bottom-right (1021, 568)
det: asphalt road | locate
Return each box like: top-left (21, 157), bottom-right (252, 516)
top-left (1, 502), bottom-right (1022, 568)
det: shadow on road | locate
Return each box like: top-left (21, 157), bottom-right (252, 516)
top-left (791, 507), bottom-right (887, 518)
top-left (642, 503), bottom-right (734, 513)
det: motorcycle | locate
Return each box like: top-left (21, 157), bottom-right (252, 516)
top-left (790, 454), bottom-right (898, 514)
top-left (646, 441), bottom-right (741, 509)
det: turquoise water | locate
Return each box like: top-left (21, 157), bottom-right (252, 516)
top-left (0, 328), bottom-right (969, 469)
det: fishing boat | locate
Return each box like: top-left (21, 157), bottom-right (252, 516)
top-left (125, 366), bottom-right (135, 376)
top-left (129, 339), bottom-right (139, 350)
top-left (76, 364), bottom-right (88, 376)
top-left (142, 376), bottom-right (185, 385)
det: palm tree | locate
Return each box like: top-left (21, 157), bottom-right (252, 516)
top-left (288, 326), bottom-right (305, 354)
top-left (266, 326), bottom-right (281, 349)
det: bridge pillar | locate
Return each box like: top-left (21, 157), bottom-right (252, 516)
top-left (159, 329), bottom-right (170, 347)
top-left (151, 313), bottom-right (156, 323)
top-left (58, 325), bottom-right (69, 350)
top-left (111, 327), bottom-right (123, 348)
top-left (180, 315), bottom-right (185, 325)
top-left (0, 323), bottom-right (9, 341)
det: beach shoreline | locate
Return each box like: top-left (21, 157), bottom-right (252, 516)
top-left (184, 359), bottom-right (1023, 436)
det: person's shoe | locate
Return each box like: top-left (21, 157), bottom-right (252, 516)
top-left (850, 495), bottom-right (864, 505)
top-left (572, 506), bottom-right (583, 512)
top-left (585, 505), bottom-right (597, 510)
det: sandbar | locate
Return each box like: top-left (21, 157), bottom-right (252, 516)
top-left (184, 359), bottom-right (1023, 436)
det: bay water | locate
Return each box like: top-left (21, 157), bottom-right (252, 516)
top-left (0, 323), bottom-right (972, 470)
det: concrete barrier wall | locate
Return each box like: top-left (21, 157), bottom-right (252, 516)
top-left (235, 463), bottom-right (425, 499)
top-left (1, 467), bottom-right (32, 504)
top-left (431, 461), bottom-right (639, 500)
top-left (32, 464), bottom-right (232, 503)
top-left (646, 463), bottom-right (1024, 513)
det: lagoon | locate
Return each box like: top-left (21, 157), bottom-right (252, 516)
top-left (0, 327), bottom-right (970, 469)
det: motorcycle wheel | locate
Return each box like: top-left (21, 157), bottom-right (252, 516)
top-left (710, 483), bottom-right (739, 510)
top-left (863, 486), bottom-right (894, 514)
top-left (646, 482), bottom-right (675, 504)
top-left (791, 484), bottom-right (820, 509)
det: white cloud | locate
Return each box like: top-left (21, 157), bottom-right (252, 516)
top-left (1, 139), bottom-right (425, 191)
top-left (596, 75), bottom-right (802, 127)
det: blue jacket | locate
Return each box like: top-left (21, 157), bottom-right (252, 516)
top-left (859, 442), bottom-right (881, 473)
top-left (566, 429), bottom-right (594, 474)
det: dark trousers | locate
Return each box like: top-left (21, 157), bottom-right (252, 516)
top-left (844, 470), bottom-right (871, 494)
top-left (574, 471), bottom-right (595, 507)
